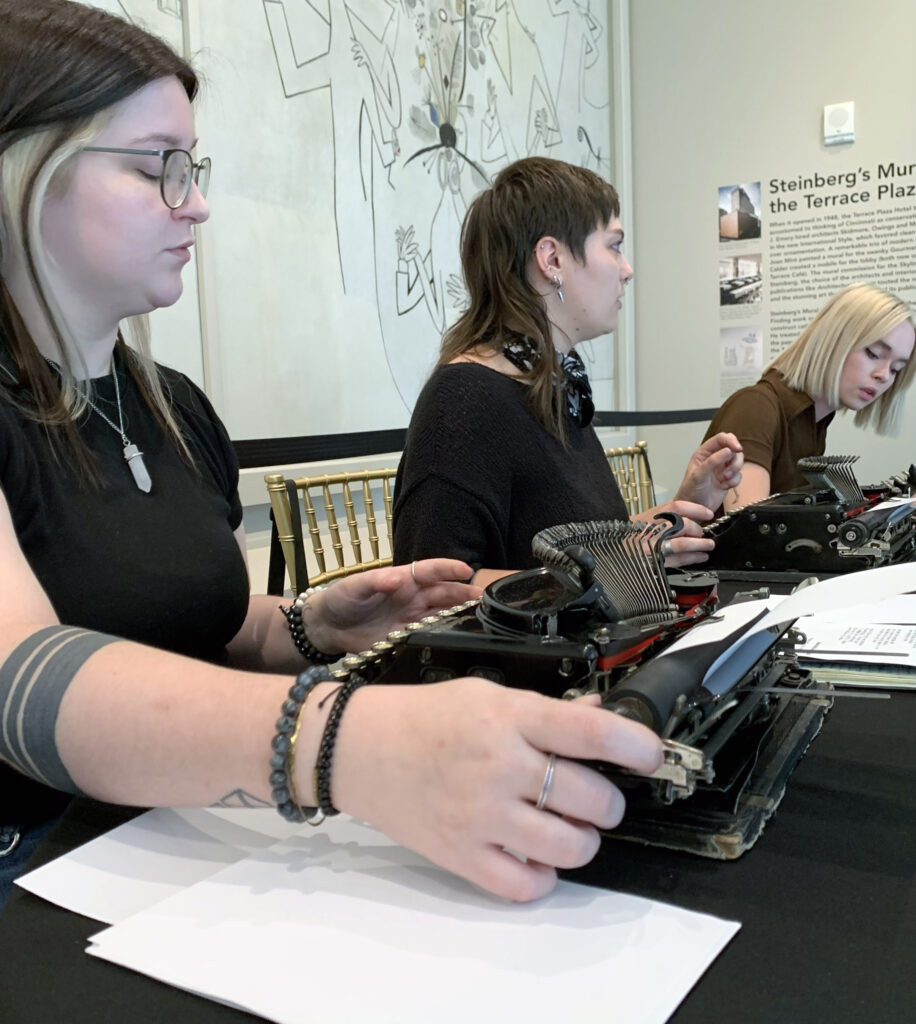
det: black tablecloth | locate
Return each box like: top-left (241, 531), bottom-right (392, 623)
top-left (1, 692), bottom-right (914, 1024)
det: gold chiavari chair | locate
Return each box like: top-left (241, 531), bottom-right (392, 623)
top-left (265, 468), bottom-right (398, 594)
top-left (603, 441), bottom-right (655, 516)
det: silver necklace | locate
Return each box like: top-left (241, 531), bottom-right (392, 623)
top-left (83, 363), bottom-right (152, 493)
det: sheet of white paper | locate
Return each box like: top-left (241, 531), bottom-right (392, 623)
top-left (657, 598), bottom-right (777, 656)
top-left (797, 622), bottom-right (916, 666)
top-left (87, 816), bottom-right (739, 1024)
top-left (653, 597), bottom-right (784, 697)
top-left (799, 594), bottom-right (916, 625)
top-left (755, 563), bottom-right (916, 631)
top-left (15, 807), bottom-right (302, 924)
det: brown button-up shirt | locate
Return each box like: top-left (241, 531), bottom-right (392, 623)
top-left (703, 369), bottom-right (834, 494)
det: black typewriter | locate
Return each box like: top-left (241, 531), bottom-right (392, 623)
top-left (336, 516), bottom-right (832, 860)
top-left (705, 455), bottom-right (916, 586)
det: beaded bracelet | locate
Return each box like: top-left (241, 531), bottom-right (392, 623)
top-left (313, 674), bottom-right (367, 818)
top-left (280, 586), bottom-right (344, 665)
top-left (270, 666), bottom-right (333, 824)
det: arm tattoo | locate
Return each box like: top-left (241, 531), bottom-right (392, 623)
top-left (210, 790), bottom-right (272, 809)
top-left (0, 625), bottom-right (119, 793)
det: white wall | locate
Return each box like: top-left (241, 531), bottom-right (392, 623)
top-left (629, 0), bottom-right (916, 493)
top-left (183, 0), bottom-right (622, 441)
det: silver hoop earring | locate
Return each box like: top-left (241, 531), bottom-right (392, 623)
top-left (553, 275), bottom-right (564, 304)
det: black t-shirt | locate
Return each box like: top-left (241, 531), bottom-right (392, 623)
top-left (0, 358), bottom-right (248, 661)
top-left (0, 355), bottom-right (249, 824)
top-left (393, 363), bottom-right (629, 571)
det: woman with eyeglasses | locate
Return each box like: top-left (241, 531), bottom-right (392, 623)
top-left (703, 283), bottom-right (915, 512)
top-left (0, 0), bottom-right (662, 907)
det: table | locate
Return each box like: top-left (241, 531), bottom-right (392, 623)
top-left (1, 691), bottom-right (914, 1024)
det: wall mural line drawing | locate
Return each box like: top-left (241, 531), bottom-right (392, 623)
top-left (261, 0), bottom-right (616, 415)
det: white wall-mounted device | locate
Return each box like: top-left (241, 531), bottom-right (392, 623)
top-left (823, 101), bottom-right (855, 146)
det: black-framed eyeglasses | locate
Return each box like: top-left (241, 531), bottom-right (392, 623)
top-left (82, 147), bottom-right (211, 209)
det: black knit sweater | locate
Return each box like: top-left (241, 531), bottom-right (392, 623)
top-left (393, 363), bottom-right (629, 571)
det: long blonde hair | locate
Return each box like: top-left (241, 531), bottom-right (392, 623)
top-left (769, 283), bottom-right (915, 434)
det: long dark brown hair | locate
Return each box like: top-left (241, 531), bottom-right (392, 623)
top-left (0, 0), bottom-right (198, 478)
top-left (439, 157), bottom-right (620, 439)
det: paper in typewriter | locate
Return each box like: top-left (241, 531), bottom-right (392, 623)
top-left (870, 496), bottom-right (916, 526)
top-left (651, 562), bottom-right (916, 696)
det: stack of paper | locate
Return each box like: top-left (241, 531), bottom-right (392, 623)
top-left (18, 809), bottom-right (740, 1024)
top-left (795, 594), bottom-right (916, 688)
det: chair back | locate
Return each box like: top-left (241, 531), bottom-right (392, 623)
top-left (265, 468), bottom-right (398, 594)
top-left (604, 441), bottom-right (655, 516)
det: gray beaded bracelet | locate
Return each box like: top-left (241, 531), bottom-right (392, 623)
top-left (270, 666), bottom-right (333, 824)
top-left (280, 586), bottom-right (344, 665)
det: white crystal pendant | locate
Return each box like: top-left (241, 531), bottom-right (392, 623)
top-left (123, 443), bottom-right (152, 493)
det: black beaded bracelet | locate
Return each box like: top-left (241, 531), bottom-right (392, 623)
top-left (270, 666), bottom-right (333, 824)
top-left (314, 674), bottom-right (367, 818)
top-left (280, 586), bottom-right (344, 665)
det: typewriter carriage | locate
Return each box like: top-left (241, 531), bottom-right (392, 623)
top-left (705, 456), bottom-right (916, 582)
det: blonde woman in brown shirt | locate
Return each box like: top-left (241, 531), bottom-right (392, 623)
top-left (705, 283), bottom-right (915, 512)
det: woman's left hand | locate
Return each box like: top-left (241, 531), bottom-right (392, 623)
top-left (674, 432), bottom-right (744, 512)
top-left (303, 559), bottom-right (481, 655)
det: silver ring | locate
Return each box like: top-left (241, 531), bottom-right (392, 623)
top-left (410, 560), bottom-right (417, 582)
top-left (661, 539), bottom-right (673, 558)
top-left (535, 753), bottom-right (557, 811)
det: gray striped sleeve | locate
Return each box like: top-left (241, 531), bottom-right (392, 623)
top-left (1, 625), bottom-right (120, 794)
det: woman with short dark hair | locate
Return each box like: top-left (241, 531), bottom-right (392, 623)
top-left (393, 156), bottom-right (745, 585)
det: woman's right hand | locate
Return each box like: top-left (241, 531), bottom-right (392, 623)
top-left (633, 500), bottom-right (715, 567)
top-left (331, 678), bottom-right (663, 902)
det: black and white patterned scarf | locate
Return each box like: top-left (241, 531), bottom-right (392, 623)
top-left (502, 336), bottom-right (595, 427)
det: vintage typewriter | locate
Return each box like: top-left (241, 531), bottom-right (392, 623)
top-left (335, 516), bottom-right (832, 859)
top-left (705, 455), bottom-right (916, 586)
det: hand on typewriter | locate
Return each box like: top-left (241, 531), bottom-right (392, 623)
top-left (632, 500), bottom-right (715, 566)
top-left (332, 679), bottom-right (663, 902)
top-left (302, 559), bottom-right (481, 655)
top-left (675, 431), bottom-right (744, 512)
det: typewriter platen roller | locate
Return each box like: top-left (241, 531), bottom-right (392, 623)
top-left (704, 456), bottom-right (916, 584)
top-left (338, 518), bottom-right (833, 860)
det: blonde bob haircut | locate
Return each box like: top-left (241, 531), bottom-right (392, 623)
top-left (768, 282), bottom-right (915, 435)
